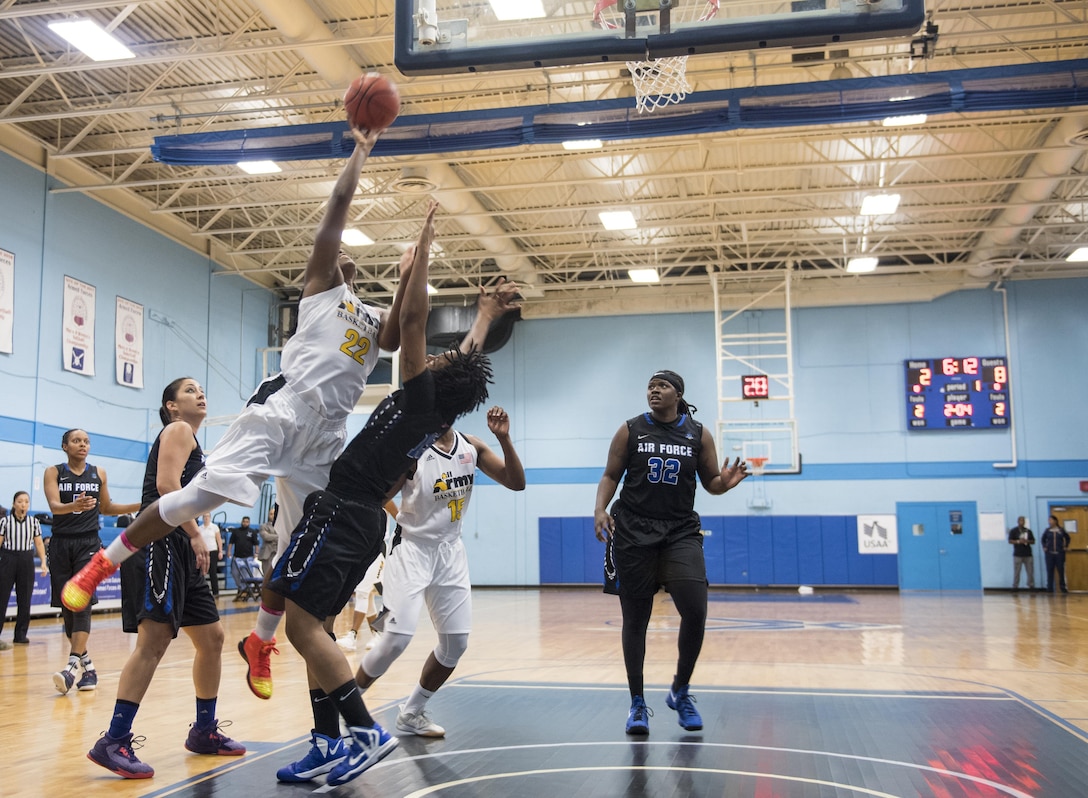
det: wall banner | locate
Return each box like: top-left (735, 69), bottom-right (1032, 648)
top-left (857, 514), bottom-right (899, 554)
top-left (63, 275), bottom-right (96, 375)
top-left (115, 296), bottom-right (144, 389)
top-left (0, 248), bottom-right (13, 353)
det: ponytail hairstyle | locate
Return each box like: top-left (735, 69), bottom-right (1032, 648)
top-left (61, 428), bottom-right (86, 447)
top-left (159, 377), bottom-right (195, 426)
top-left (12, 490), bottom-right (29, 505)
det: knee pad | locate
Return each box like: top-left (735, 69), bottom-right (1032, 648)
top-left (158, 483), bottom-right (226, 528)
top-left (360, 631), bottom-right (412, 678)
top-left (434, 632), bottom-right (469, 669)
top-left (71, 607), bottom-right (93, 635)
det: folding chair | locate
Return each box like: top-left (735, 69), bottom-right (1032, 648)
top-left (231, 556), bottom-right (263, 601)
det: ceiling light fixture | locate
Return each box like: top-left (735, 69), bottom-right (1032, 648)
top-left (562, 139), bottom-right (603, 150)
top-left (341, 229), bottom-right (374, 247)
top-left (860, 193), bottom-right (901, 216)
top-left (1067, 247), bottom-right (1088, 262)
top-left (846, 257), bottom-right (879, 273)
top-left (237, 160), bottom-right (281, 174)
top-left (628, 268), bottom-right (660, 283)
top-left (883, 114), bottom-right (928, 127)
top-left (48, 19), bottom-right (134, 61)
top-left (599, 210), bottom-right (637, 231)
top-left (488, 0), bottom-right (545, 21)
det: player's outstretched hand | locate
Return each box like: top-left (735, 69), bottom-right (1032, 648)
top-left (486, 406), bottom-right (510, 437)
top-left (720, 457), bottom-right (750, 491)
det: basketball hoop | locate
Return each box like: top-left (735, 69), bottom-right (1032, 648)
top-left (748, 456), bottom-right (768, 476)
top-left (593, 0), bottom-right (720, 113)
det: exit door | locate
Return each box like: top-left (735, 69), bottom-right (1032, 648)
top-left (896, 502), bottom-right (981, 590)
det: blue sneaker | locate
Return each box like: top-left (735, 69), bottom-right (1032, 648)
top-left (77, 669), bottom-right (98, 691)
top-left (326, 724), bottom-right (398, 786)
top-left (53, 667), bottom-right (76, 695)
top-left (625, 695), bottom-right (652, 735)
top-left (666, 685), bottom-right (703, 731)
top-left (184, 720), bottom-right (246, 756)
top-left (276, 731), bottom-right (349, 782)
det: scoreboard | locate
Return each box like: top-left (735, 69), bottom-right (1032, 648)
top-left (905, 357), bottom-right (1010, 430)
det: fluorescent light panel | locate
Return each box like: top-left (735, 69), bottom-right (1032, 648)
top-left (489, 0), bottom-right (545, 20)
top-left (860, 193), bottom-right (900, 216)
top-left (48, 20), bottom-right (134, 61)
top-left (628, 268), bottom-right (660, 283)
top-left (237, 160), bottom-right (281, 174)
top-left (1067, 247), bottom-right (1088, 262)
top-left (883, 114), bottom-right (927, 127)
top-left (562, 139), bottom-right (603, 150)
top-left (846, 257), bottom-right (879, 273)
top-left (599, 210), bottom-right (637, 231)
top-left (341, 229), bottom-right (374, 247)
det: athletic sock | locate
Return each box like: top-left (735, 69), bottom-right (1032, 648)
top-left (67, 653), bottom-right (82, 672)
top-left (403, 684), bottom-right (436, 716)
top-left (103, 533), bottom-right (139, 565)
top-left (196, 696), bottom-right (218, 729)
top-left (108, 700), bottom-right (140, 739)
top-left (79, 652), bottom-right (95, 673)
top-left (328, 680), bottom-right (374, 729)
top-left (254, 605), bottom-right (283, 642)
top-left (310, 689), bottom-right (341, 739)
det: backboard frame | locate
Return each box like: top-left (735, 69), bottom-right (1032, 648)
top-left (394, 0), bottom-right (926, 76)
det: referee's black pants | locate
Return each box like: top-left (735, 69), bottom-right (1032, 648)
top-left (0, 550), bottom-right (37, 641)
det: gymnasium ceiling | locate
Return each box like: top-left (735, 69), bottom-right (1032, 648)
top-left (2, 0), bottom-right (1088, 320)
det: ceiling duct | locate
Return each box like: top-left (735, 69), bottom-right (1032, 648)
top-left (966, 114), bottom-right (1088, 278)
top-left (392, 166), bottom-right (440, 193)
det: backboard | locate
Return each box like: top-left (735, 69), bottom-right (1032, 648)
top-left (395, 0), bottom-right (926, 76)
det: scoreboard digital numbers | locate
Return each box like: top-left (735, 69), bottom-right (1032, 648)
top-left (741, 374), bottom-right (770, 400)
top-left (905, 357), bottom-right (1010, 430)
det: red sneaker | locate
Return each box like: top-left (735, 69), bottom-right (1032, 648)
top-left (238, 632), bottom-right (278, 699)
top-left (62, 550), bottom-right (117, 611)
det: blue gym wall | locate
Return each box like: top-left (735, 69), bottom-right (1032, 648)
top-left (0, 150), bottom-right (274, 523)
top-left (2, 148), bottom-right (1086, 591)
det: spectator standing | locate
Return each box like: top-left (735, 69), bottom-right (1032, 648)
top-left (1008, 516), bottom-right (1035, 592)
top-left (257, 508), bottom-right (278, 580)
top-left (1041, 515), bottom-right (1071, 594)
top-left (199, 513), bottom-right (223, 597)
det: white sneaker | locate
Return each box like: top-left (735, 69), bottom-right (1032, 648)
top-left (336, 630), bottom-right (357, 650)
top-left (396, 704), bottom-right (445, 738)
top-left (364, 630), bottom-right (382, 651)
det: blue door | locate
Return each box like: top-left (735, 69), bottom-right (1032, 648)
top-left (896, 502), bottom-right (981, 590)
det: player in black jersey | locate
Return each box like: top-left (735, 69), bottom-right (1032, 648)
top-left (86, 378), bottom-right (245, 779)
top-left (44, 428), bottom-right (140, 694)
top-left (268, 200), bottom-right (520, 787)
top-left (594, 370), bottom-right (749, 735)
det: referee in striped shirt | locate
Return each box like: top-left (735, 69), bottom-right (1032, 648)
top-left (0, 491), bottom-right (49, 649)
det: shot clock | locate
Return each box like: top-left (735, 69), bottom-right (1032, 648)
top-left (741, 374), bottom-right (770, 400)
top-left (905, 357), bottom-right (1010, 430)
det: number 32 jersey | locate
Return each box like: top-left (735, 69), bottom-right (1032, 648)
top-left (618, 413), bottom-right (703, 521)
top-left (279, 283), bottom-right (382, 421)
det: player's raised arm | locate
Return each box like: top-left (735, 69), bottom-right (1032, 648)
top-left (303, 127), bottom-right (379, 299)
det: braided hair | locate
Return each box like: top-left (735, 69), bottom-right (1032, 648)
top-left (431, 348), bottom-right (493, 423)
top-left (650, 369), bottom-right (698, 416)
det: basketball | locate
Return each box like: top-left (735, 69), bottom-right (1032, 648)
top-left (344, 73), bottom-right (400, 132)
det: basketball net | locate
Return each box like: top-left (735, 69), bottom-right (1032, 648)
top-left (593, 0), bottom-right (720, 113)
top-left (748, 456), bottom-right (768, 477)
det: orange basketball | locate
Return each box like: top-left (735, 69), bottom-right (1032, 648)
top-left (344, 73), bottom-right (401, 132)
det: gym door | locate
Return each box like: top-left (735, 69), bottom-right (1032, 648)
top-left (896, 502), bottom-right (981, 591)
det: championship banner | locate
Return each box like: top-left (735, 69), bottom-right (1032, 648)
top-left (63, 275), bottom-right (96, 375)
top-left (857, 514), bottom-right (899, 554)
top-left (115, 296), bottom-right (144, 388)
top-left (0, 248), bottom-right (13, 353)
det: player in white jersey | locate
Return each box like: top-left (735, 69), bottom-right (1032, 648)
top-left (354, 406), bottom-right (525, 737)
top-left (62, 126), bottom-right (418, 702)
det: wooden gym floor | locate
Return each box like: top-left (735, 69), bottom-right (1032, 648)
top-left (1, 587), bottom-right (1086, 797)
